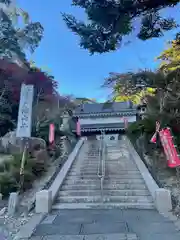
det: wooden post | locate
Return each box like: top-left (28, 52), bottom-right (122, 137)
top-left (19, 140), bottom-right (28, 193)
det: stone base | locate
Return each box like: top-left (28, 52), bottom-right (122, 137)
top-left (155, 188), bottom-right (172, 214)
top-left (35, 190), bottom-right (52, 213)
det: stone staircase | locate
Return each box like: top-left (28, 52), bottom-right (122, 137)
top-left (53, 139), bottom-right (154, 209)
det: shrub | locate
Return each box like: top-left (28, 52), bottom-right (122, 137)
top-left (0, 172), bottom-right (18, 197)
top-left (11, 153), bottom-right (36, 170)
top-left (33, 156), bottom-right (48, 176)
top-left (0, 150), bottom-right (48, 197)
top-left (11, 168), bottom-right (34, 191)
top-left (0, 164), bottom-right (4, 172)
top-left (0, 161), bottom-right (11, 172)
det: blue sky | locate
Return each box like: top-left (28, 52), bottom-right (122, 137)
top-left (17, 0), bottom-right (179, 102)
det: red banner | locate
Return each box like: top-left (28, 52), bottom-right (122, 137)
top-left (49, 123), bottom-right (55, 144)
top-left (159, 128), bottom-right (180, 168)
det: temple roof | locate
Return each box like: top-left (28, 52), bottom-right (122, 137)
top-left (74, 101), bottom-right (136, 117)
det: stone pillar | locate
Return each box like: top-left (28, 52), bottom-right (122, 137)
top-left (8, 192), bottom-right (19, 216)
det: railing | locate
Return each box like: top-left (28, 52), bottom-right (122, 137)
top-left (97, 131), bottom-right (106, 200)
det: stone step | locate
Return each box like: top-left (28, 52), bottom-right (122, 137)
top-left (68, 173), bottom-right (141, 177)
top-left (65, 175), bottom-right (143, 180)
top-left (76, 162), bottom-right (135, 165)
top-left (70, 170), bottom-right (140, 175)
top-left (63, 178), bottom-right (145, 185)
top-left (74, 165), bottom-right (137, 170)
top-left (72, 166), bottom-right (138, 170)
top-left (68, 170), bottom-right (140, 175)
top-left (58, 189), bottom-right (150, 197)
top-left (57, 195), bottom-right (153, 203)
top-left (73, 168), bottom-right (138, 172)
top-left (80, 162), bottom-right (137, 166)
top-left (61, 184), bottom-right (147, 190)
top-left (37, 234), bottom-right (138, 240)
top-left (52, 202), bottom-right (155, 210)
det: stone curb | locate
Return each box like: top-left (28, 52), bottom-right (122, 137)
top-left (15, 138), bottom-right (85, 239)
top-left (123, 136), bottom-right (172, 213)
top-left (14, 213), bottom-right (45, 240)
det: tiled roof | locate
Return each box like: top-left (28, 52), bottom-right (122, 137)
top-left (74, 102), bottom-right (136, 116)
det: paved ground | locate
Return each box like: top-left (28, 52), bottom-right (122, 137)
top-left (30, 209), bottom-right (180, 240)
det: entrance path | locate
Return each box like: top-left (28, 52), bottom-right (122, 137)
top-left (30, 209), bottom-right (180, 240)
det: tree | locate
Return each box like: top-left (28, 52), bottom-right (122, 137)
top-left (103, 71), bottom-right (156, 104)
top-left (0, 0), bottom-right (44, 62)
top-left (27, 67), bottom-right (58, 102)
top-left (62, 0), bottom-right (179, 54)
top-left (103, 69), bottom-right (180, 128)
top-left (0, 59), bottom-right (59, 136)
top-left (157, 37), bottom-right (180, 72)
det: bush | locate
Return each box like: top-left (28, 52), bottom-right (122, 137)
top-left (11, 168), bottom-right (34, 191)
top-left (11, 152), bottom-right (47, 177)
top-left (0, 172), bottom-right (18, 197)
top-left (0, 151), bottom-right (48, 197)
top-left (128, 117), bottom-right (156, 135)
top-left (0, 160), bottom-right (11, 172)
top-left (31, 157), bottom-right (47, 176)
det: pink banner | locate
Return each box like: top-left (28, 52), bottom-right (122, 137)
top-left (123, 117), bottom-right (128, 129)
top-left (76, 119), bottom-right (81, 136)
top-left (159, 128), bottom-right (180, 168)
top-left (49, 123), bottom-right (55, 144)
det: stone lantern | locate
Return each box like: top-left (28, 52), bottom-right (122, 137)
top-left (59, 110), bottom-right (76, 156)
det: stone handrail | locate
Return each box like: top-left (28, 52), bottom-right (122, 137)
top-left (97, 132), bottom-right (106, 198)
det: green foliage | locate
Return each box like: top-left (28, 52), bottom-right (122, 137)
top-left (127, 121), bottom-right (143, 135)
top-left (11, 168), bottom-right (34, 191)
top-left (0, 0), bottom-right (44, 60)
top-left (63, 0), bottom-right (179, 53)
top-left (128, 117), bottom-right (156, 135)
top-left (0, 152), bottom-right (48, 197)
top-left (157, 38), bottom-right (180, 72)
top-left (0, 94), bottom-right (15, 136)
top-left (0, 0), bottom-right (11, 5)
top-left (10, 153), bottom-right (47, 177)
top-left (32, 116), bottom-right (63, 143)
top-left (0, 10), bottom-right (25, 60)
top-left (103, 71), bottom-right (157, 104)
top-left (0, 172), bottom-right (18, 197)
top-left (17, 22), bottom-right (44, 53)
